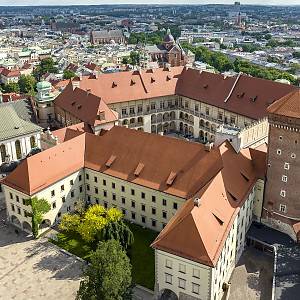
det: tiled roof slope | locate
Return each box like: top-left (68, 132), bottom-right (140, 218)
top-left (54, 67), bottom-right (297, 123)
top-left (54, 84), bottom-right (118, 126)
top-left (3, 134), bottom-right (86, 195)
top-left (267, 90), bottom-right (300, 119)
top-left (151, 142), bottom-right (267, 267)
top-left (4, 126), bottom-right (222, 198)
top-left (176, 68), bottom-right (297, 120)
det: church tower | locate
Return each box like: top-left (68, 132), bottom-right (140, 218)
top-left (162, 28), bottom-right (175, 51)
top-left (263, 90), bottom-right (300, 241)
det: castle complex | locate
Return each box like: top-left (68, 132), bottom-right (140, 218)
top-left (2, 66), bottom-right (300, 300)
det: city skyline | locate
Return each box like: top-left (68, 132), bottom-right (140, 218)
top-left (1, 0), bottom-right (300, 6)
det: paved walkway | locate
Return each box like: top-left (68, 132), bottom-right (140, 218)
top-left (0, 210), bottom-right (83, 300)
top-left (229, 247), bottom-right (273, 300)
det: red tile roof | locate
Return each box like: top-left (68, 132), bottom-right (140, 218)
top-left (1, 68), bottom-right (21, 78)
top-left (267, 90), bottom-right (300, 119)
top-left (151, 142), bottom-right (267, 267)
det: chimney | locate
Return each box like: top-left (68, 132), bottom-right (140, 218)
top-left (194, 198), bottom-right (201, 207)
top-left (86, 88), bottom-right (91, 95)
top-left (205, 142), bottom-right (214, 152)
top-left (71, 80), bottom-right (80, 90)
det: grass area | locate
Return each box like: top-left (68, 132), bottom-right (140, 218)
top-left (50, 232), bottom-right (93, 260)
top-left (127, 223), bottom-right (158, 290)
top-left (50, 223), bottom-right (158, 290)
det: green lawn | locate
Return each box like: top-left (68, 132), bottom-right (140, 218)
top-left (127, 223), bottom-right (158, 290)
top-left (50, 223), bottom-right (158, 290)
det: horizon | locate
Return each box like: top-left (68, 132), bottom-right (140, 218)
top-left (1, 1), bottom-right (300, 7)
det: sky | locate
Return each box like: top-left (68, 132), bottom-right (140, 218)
top-left (0, 0), bottom-right (299, 6)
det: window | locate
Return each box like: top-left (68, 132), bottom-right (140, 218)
top-left (280, 190), bottom-right (286, 197)
top-left (71, 191), bottom-right (74, 198)
top-left (284, 162), bottom-right (290, 170)
top-left (218, 112), bottom-right (223, 121)
top-left (94, 176), bottom-right (98, 183)
top-left (193, 268), bottom-right (200, 278)
top-left (162, 211), bottom-right (167, 219)
top-left (165, 273), bottom-right (172, 284)
top-left (277, 149), bottom-right (281, 155)
top-left (129, 107), bottom-right (135, 114)
top-left (22, 198), bottom-right (26, 205)
top-left (16, 195), bottom-right (19, 202)
top-left (173, 202), bottom-right (178, 210)
top-left (192, 283), bottom-right (200, 295)
top-left (131, 201), bottom-right (135, 208)
top-left (178, 278), bottom-right (186, 289)
top-left (165, 259), bottom-right (172, 269)
top-left (112, 182), bottom-right (116, 189)
top-left (152, 208), bottom-right (156, 215)
top-left (122, 209), bottom-right (126, 215)
top-left (141, 192), bottom-right (145, 199)
top-left (95, 198), bottom-right (99, 204)
top-left (11, 204), bottom-right (15, 211)
top-left (79, 186), bottom-right (83, 193)
top-left (279, 136), bottom-right (283, 140)
top-left (152, 195), bottom-right (156, 203)
top-left (103, 190), bottom-right (107, 197)
top-left (79, 175), bottom-right (82, 181)
top-left (138, 104), bottom-right (143, 113)
top-left (179, 264), bottom-right (186, 274)
top-left (52, 202), bottom-right (56, 209)
top-left (162, 199), bottom-right (167, 206)
top-left (205, 107), bottom-right (210, 116)
top-left (51, 190), bottom-right (55, 197)
top-left (141, 204), bottom-right (145, 211)
top-left (282, 175), bottom-right (288, 182)
top-left (70, 179), bottom-right (74, 186)
top-left (122, 108), bottom-right (127, 116)
top-left (61, 185), bottom-right (64, 191)
top-left (86, 174), bottom-right (89, 180)
top-left (279, 204), bottom-right (286, 213)
top-left (112, 193), bottom-right (116, 200)
top-left (131, 212), bottom-right (136, 220)
top-left (230, 116), bottom-right (236, 124)
top-left (121, 197), bottom-right (125, 204)
top-left (121, 186), bottom-right (125, 192)
top-left (17, 207), bottom-right (21, 214)
top-left (104, 202), bottom-right (108, 209)
top-left (95, 187), bottom-right (98, 194)
top-left (86, 184), bottom-right (90, 191)
top-left (62, 196), bottom-right (66, 203)
top-left (291, 153), bottom-right (296, 159)
top-left (9, 192), bottom-right (13, 199)
top-left (141, 216), bottom-right (146, 223)
top-left (57, 212), bottom-right (61, 218)
top-left (152, 219), bottom-right (156, 227)
top-left (103, 179), bottom-right (106, 186)
top-left (195, 104), bottom-right (199, 111)
top-left (131, 189), bottom-right (135, 196)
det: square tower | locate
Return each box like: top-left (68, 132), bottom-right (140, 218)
top-left (263, 90), bottom-right (300, 241)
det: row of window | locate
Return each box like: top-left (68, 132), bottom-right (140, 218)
top-left (51, 175), bottom-right (82, 197)
top-left (276, 149), bottom-right (296, 159)
top-left (278, 136), bottom-right (298, 144)
top-left (89, 188), bottom-right (178, 210)
top-left (165, 273), bottom-right (200, 295)
top-left (165, 259), bottom-right (200, 278)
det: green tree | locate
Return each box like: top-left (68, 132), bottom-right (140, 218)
top-left (33, 57), bottom-right (58, 80)
top-left (129, 51), bottom-right (140, 66)
top-left (63, 69), bottom-right (76, 79)
top-left (122, 57), bottom-right (130, 65)
top-left (26, 197), bottom-right (51, 238)
top-left (18, 75), bottom-right (36, 95)
top-left (3, 82), bottom-right (20, 93)
top-left (76, 239), bottom-right (132, 300)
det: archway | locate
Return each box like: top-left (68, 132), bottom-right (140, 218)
top-left (163, 112), bottom-right (169, 121)
top-left (137, 117), bottom-right (143, 125)
top-left (122, 119), bottom-right (129, 125)
top-left (157, 124), bottom-right (163, 133)
top-left (199, 119), bottom-right (204, 127)
top-left (179, 122), bottom-right (184, 133)
top-left (15, 140), bottom-right (22, 160)
top-left (39, 219), bottom-right (51, 229)
top-left (151, 125), bottom-right (157, 133)
top-left (158, 289), bottom-right (178, 300)
top-left (129, 118), bottom-right (135, 125)
top-left (170, 111), bottom-right (176, 120)
top-left (151, 114), bottom-right (157, 123)
top-left (22, 221), bottom-right (32, 232)
top-left (163, 123), bottom-right (169, 134)
top-left (30, 136), bottom-right (36, 149)
top-left (157, 113), bottom-right (162, 123)
top-left (0, 144), bottom-right (6, 162)
top-left (11, 215), bottom-right (21, 227)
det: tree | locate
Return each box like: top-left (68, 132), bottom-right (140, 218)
top-left (26, 197), bottom-right (51, 238)
top-left (18, 75), bottom-right (36, 95)
top-left (3, 82), bottom-right (20, 93)
top-left (122, 57), bottom-right (129, 65)
top-left (76, 240), bottom-right (132, 300)
top-left (129, 51), bottom-right (140, 66)
top-left (33, 57), bottom-right (58, 81)
top-left (59, 213), bottom-right (81, 233)
top-left (63, 69), bottom-right (76, 79)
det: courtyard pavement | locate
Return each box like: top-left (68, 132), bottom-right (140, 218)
top-left (229, 247), bottom-right (273, 300)
top-left (0, 210), bottom-right (83, 300)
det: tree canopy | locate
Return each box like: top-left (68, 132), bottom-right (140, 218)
top-left (2, 82), bottom-right (20, 93)
top-left (76, 239), bottom-right (132, 300)
top-left (63, 69), bottom-right (76, 79)
top-left (18, 75), bottom-right (36, 95)
top-left (33, 57), bottom-right (58, 81)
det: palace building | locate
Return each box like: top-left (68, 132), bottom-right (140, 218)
top-left (2, 66), bottom-right (300, 300)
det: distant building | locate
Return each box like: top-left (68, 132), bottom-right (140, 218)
top-left (145, 29), bottom-right (192, 68)
top-left (50, 20), bottom-right (81, 34)
top-left (90, 30), bottom-right (125, 45)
